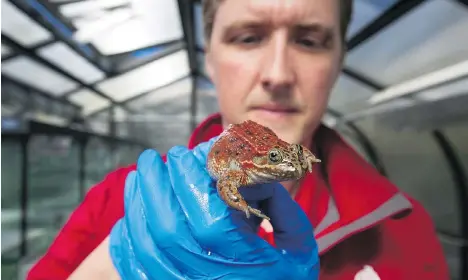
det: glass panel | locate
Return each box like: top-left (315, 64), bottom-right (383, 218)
top-left (1, 0), bottom-right (53, 47)
top-left (328, 74), bottom-right (376, 114)
top-left (197, 91), bottom-right (219, 122)
top-left (114, 106), bottom-right (129, 138)
top-left (2, 259), bottom-right (19, 280)
top-left (85, 110), bottom-right (110, 135)
top-left (438, 237), bottom-right (462, 280)
top-left (96, 50), bottom-right (190, 101)
top-left (193, 2), bottom-right (205, 48)
top-left (355, 118), bottom-right (461, 235)
top-left (1, 79), bottom-right (30, 118)
top-left (26, 135), bottom-right (81, 256)
top-left (126, 119), bottom-right (152, 145)
top-left (149, 123), bottom-right (191, 154)
top-left (1, 140), bottom-right (23, 259)
top-left (345, 0), bottom-right (468, 86)
top-left (68, 88), bottom-right (111, 116)
top-left (2, 43), bottom-right (12, 57)
top-left (2, 56), bottom-right (79, 96)
top-left (442, 122), bottom-right (468, 183)
top-left (84, 137), bottom-right (114, 189)
top-left (196, 77), bottom-right (217, 123)
top-left (126, 76), bottom-right (192, 111)
top-left (347, 0), bottom-right (400, 38)
top-left (333, 124), bottom-right (375, 166)
top-left (60, 0), bottom-right (184, 55)
top-left (114, 144), bottom-right (143, 167)
top-left (111, 41), bottom-right (185, 73)
top-left (151, 97), bottom-right (190, 115)
top-left (37, 42), bottom-right (105, 84)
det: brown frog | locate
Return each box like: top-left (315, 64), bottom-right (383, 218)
top-left (206, 120), bottom-right (321, 220)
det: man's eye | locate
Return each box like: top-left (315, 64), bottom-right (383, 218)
top-left (235, 35), bottom-right (262, 44)
top-left (296, 38), bottom-right (320, 48)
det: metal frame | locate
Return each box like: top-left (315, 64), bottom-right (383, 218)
top-left (2, 34), bottom-right (134, 112)
top-left (346, 0), bottom-right (428, 51)
top-left (2, 75), bottom-right (82, 112)
top-left (177, 0), bottom-right (199, 131)
top-left (2, 117), bottom-right (147, 258)
top-left (8, 0), bottom-right (111, 75)
top-left (327, 109), bottom-right (387, 176)
top-left (432, 130), bottom-right (468, 280)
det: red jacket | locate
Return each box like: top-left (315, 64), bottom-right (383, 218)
top-left (27, 113), bottom-right (449, 280)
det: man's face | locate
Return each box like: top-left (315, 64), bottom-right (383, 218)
top-left (205, 0), bottom-right (343, 146)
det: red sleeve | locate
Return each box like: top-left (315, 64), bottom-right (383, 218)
top-left (395, 195), bottom-right (451, 279)
top-left (26, 165), bottom-right (135, 280)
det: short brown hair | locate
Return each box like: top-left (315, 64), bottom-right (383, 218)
top-left (202, 0), bottom-right (353, 45)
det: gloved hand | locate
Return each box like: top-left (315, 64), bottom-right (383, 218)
top-left (109, 137), bottom-right (319, 280)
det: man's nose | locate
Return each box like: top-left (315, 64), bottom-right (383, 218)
top-left (260, 40), bottom-right (295, 94)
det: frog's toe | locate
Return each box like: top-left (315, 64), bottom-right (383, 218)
top-left (248, 206), bottom-right (270, 221)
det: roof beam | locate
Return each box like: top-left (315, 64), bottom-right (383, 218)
top-left (2, 75), bottom-right (82, 111)
top-left (368, 59), bottom-right (468, 105)
top-left (347, 0), bottom-right (427, 51)
top-left (458, 0), bottom-right (468, 8)
top-left (61, 40), bottom-right (186, 99)
top-left (178, 0), bottom-right (199, 130)
top-left (2, 34), bottom-right (134, 113)
top-left (341, 68), bottom-right (384, 90)
top-left (2, 38), bottom-right (56, 62)
top-left (106, 39), bottom-right (187, 78)
top-left (9, 0), bottom-right (111, 75)
top-left (85, 74), bottom-right (192, 118)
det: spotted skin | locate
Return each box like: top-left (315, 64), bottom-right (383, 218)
top-left (206, 120), bottom-right (321, 220)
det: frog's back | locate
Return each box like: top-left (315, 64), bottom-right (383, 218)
top-left (206, 120), bottom-right (286, 179)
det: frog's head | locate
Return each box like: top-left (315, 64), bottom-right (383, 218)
top-left (248, 143), bottom-right (321, 183)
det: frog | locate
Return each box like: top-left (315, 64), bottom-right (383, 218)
top-left (206, 120), bottom-right (321, 220)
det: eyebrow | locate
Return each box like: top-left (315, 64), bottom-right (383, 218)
top-left (295, 23), bottom-right (333, 34)
top-left (222, 20), bottom-right (335, 37)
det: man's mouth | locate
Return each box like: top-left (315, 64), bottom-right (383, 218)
top-left (251, 105), bottom-right (299, 114)
top-left (249, 105), bottom-right (300, 121)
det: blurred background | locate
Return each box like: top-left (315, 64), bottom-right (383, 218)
top-left (1, 0), bottom-right (467, 279)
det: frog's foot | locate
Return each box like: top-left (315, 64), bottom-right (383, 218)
top-left (217, 175), bottom-right (270, 220)
top-left (248, 206), bottom-right (270, 221)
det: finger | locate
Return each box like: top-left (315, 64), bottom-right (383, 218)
top-left (262, 184), bottom-right (318, 262)
top-left (110, 219), bottom-right (153, 279)
top-left (134, 149), bottom-right (250, 277)
top-left (238, 183), bottom-right (275, 201)
top-left (133, 150), bottom-right (221, 273)
top-left (110, 160), bottom-right (184, 280)
top-left (192, 136), bottom-right (219, 166)
top-left (135, 149), bottom-right (186, 241)
top-left (166, 145), bottom-right (231, 229)
top-left (235, 184), bottom-right (276, 230)
top-left (166, 146), bottom-right (276, 261)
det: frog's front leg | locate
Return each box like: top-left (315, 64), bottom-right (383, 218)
top-left (217, 171), bottom-right (270, 220)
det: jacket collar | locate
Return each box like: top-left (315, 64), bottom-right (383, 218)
top-left (188, 113), bottom-right (413, 254)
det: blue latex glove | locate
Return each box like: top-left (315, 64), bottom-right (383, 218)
top-left (109, 137), bottom-right (319, 280)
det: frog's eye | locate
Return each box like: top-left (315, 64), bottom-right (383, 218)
top-left (268, 149), bottom-right (282, 163)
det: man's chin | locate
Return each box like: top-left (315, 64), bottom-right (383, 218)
top-left (248, 109), bottom-right (298, 124)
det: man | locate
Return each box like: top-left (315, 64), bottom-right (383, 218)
top-left (27, 0), bottom-right (450, 279)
